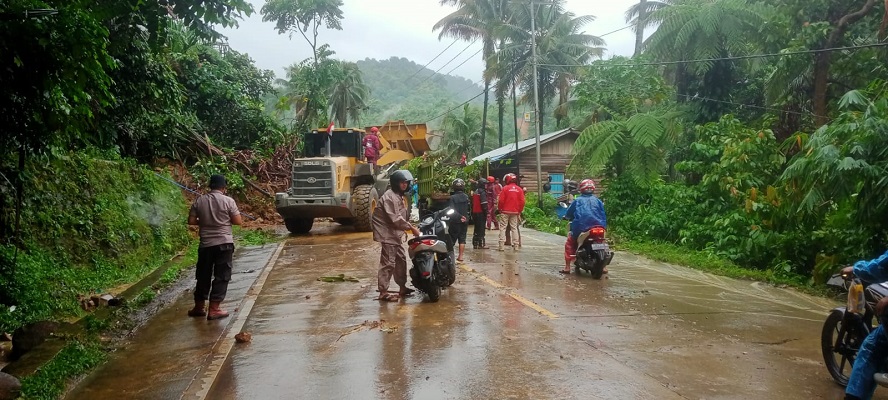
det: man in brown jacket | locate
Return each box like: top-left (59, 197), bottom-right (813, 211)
top-left (187, 175), bottom-right (242, 320)
top-left (372, 170), bottom-right (420, 301)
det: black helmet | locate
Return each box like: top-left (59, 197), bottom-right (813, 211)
top-left (390, 170), bottom-right (414, 194)
top-left (452, 178), bottom-right (465, 191)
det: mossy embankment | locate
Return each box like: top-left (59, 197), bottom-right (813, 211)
top-left (0, 151), bottom-right (192, 333)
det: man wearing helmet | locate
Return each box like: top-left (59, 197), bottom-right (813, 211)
top-left (471, 180), bottom-right (489, 249)
top-left (372, 170), bottom-right (421, 301)
top-left (363, 127), bottom-right (383, 170)
top-left (561, 179), bottom-right (607, 274)
top-left (448, 179), bottom-right (470, 262)
top-left (485, 176), bottom-right (500, 230)
top-left (497, 173), bottom-right (525, 251)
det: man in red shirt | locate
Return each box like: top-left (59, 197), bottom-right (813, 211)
top-left (471, 180), bottom-right (489, 249)
top-left (363, 127), bottom-right (383, 170)
top-left (485, 176), bottom-right (500, 230)
top-left (497, 173), bottom-right (525, 251)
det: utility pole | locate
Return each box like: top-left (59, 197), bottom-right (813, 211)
top-left (530, 1), bottom-right (543, 208)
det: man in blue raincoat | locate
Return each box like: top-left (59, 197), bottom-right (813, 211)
top-left (844, 249), bottom-right (888, 400)
top-left (561, 179), bottom-right (606, 274)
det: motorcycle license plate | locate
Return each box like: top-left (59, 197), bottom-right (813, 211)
top-left (590, 243), bottom-right (609, 250)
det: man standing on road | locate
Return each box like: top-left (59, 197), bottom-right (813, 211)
top-left (561, 179), bottom-right (606, 274)
top-left (471, 180), bottom-right (489, 249)
top-left (485, 176), bottom-right (500, 230)
top-left (448, 179), bottom-right (470, 262)
top-left (843, 249), bottom-right (888, 400)
top-left (187, 174), bottom-right (242, 320)
top-left (372, 170), bottom-right (421, 302)
top-left (497, 173), bottom-right (525, 251)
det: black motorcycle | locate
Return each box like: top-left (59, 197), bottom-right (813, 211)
top-left (572, 225), bottom-right (614, 279)
top-left (407, 207), bottom-right (459, 302)
top-left (821, 270), bottom-right (888, 385)
top-left (560, 206), bottom-right (614, 279)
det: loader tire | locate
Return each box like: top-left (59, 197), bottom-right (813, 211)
top-left (353, 184), bottom-right (377, 232)
top-left (285, 218), bottom-right (313, 234)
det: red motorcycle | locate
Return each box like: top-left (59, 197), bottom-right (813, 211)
top-left (573, 225), bottom-right (614, 279)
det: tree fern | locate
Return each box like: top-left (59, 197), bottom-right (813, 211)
top-left (627, 112), bottom-right (665, 148)
top-left (572, 120), bottom-right (625, 174)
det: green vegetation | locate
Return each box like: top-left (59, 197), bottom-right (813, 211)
top-left (521, 193), bottom-right (815, 291)
top-left (0, 152), bottom-right (191, 332)
top-left (19, 341), bottom-right (105, 400)
top-left (234, 226), bottom-right (282, 247)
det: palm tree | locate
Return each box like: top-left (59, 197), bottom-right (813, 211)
top-left (624, 0), bottom-right (674, 56)
top-left (435, 0), bottom-right (509, 154)
top-left (329, 61), bottom-right (369, 127)
top-left (440, 104), bottom-right (488, 161)
top-left (495, 4), bottom-right (604, 133)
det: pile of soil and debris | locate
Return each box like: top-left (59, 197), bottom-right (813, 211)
top-left (154, 136), bottom-right (299, 228)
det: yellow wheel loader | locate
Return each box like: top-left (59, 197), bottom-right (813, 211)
top-left (274, 121), bottom-right (430, 234)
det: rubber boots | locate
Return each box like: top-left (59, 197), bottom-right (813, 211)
top-left (207, 301), bottom-right (229, 320)
top-left (187, 300), bottom-right (206, 317)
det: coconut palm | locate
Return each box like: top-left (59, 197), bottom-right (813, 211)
top-left (435, 0), bottom-right (509, 154)
top-left (624, 0), bottom-right (675, 56)
top-left (440, 103), bottom-right (486, 162)
top-left (495, 4), bottom-right (605, 133)
top-left (329, 61), bottom-right (369, 127)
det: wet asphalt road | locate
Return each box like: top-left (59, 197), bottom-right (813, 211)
top-left (67, 222), bottom-right (881, 399)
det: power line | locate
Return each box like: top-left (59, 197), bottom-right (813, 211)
top-left (445, 48), bottom-right (483, 76)
top-left (414, 40), bottom-right (479, 88)
top-left (596, 24), bottom-right (634, 38)
top-left (422, 91), bottom-right (487, 124)
top-left (453, 77), bottom-right (487, 97)
top-left (676, 93), bottom-right (824, 118)
top-left (406, 39), bottom-right (460, 82)
top-left (535, 42), bottom-right (888, 68)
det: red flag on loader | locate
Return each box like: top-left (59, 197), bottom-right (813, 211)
top-left (326, 121), bottom-right (335, 137)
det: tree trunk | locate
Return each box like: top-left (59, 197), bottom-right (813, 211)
top-left (880, 0), bottom-right (888, 40)
top-left (497, 91), bottom-right (504, 147)
top-left (480, 79), bottom-right (490, 154)
top-left (634, 0), bottom-right (647, 56)
top-left (813, 0), bottom-right (876, 126)
top-left (512, 84), bottom-right (519, 144)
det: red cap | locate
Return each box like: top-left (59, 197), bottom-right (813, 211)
top-left (487, 176), bottom-right (495, 182)
top-left (370, 126), bottom-right (379, 133)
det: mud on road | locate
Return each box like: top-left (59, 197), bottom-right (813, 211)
top-left (69, 222), bottom-right (877, 399)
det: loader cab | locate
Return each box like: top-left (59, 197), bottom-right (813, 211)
top-left (305, 128), bottom-right (365, 159)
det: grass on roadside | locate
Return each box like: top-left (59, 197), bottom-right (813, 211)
top-left (233, 226), bottom-right (282, 247)
top-left (19, 341), bottom-right (105, 400)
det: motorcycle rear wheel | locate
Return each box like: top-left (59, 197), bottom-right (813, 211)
top-left (822, 309), bottom-right (863, 386)
top-left (426, 281), bottom-right (441, 302)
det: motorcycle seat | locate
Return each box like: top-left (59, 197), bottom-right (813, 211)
top-left (408, 235), bottom-right (440, 244)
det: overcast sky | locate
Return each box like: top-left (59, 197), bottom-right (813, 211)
top-left (219, 0), bottom-right (641, 83)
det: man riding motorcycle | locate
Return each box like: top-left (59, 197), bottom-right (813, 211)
top-left (561, 179), bottom-right (606, 275)
top-left (843, 248), bottom-right (888, 400)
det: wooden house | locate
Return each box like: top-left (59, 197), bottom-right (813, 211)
top-left (471, 128), bottom-right (581, 195)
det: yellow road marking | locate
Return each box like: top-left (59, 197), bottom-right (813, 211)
top-left (459, 265), bottom-right (558, 319)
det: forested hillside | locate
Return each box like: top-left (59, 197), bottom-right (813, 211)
top-left (355, 57), bottom-right (484, 128)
